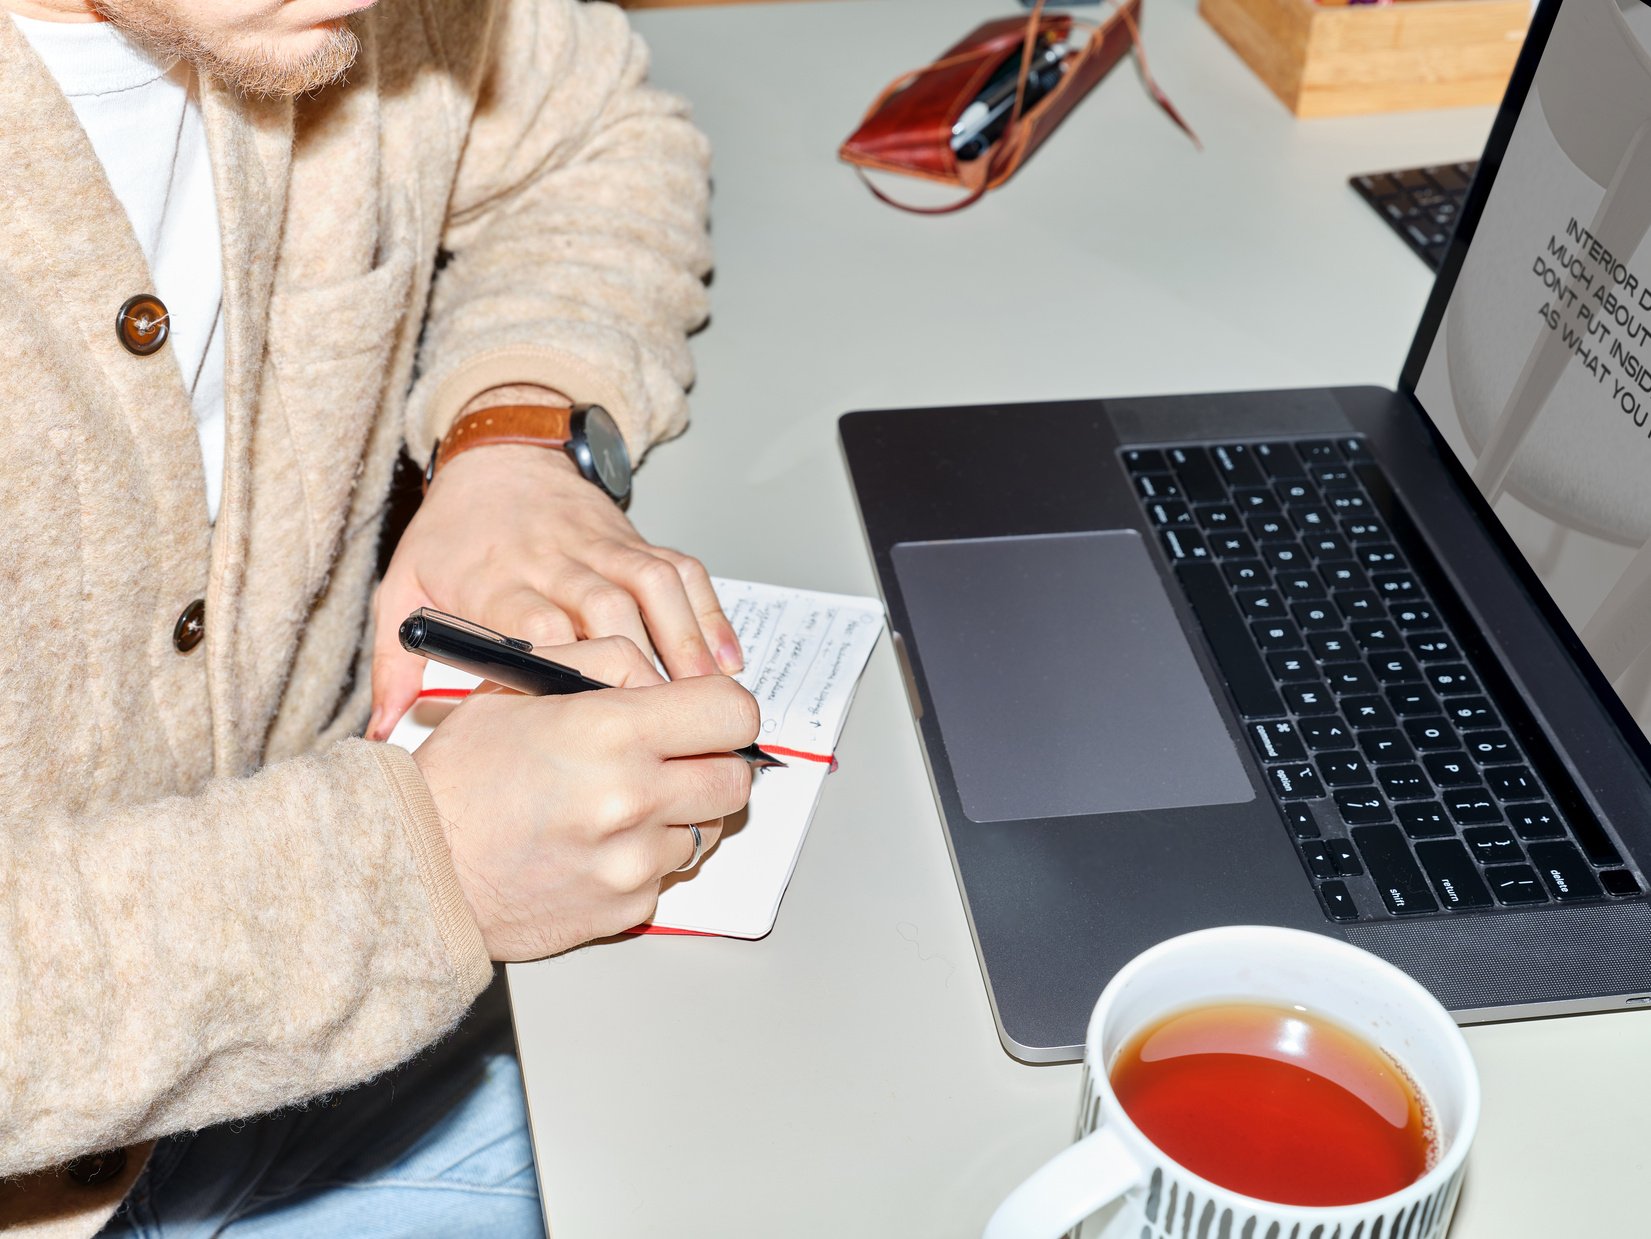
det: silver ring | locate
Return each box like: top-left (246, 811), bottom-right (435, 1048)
top-left (673, 822), bottom-right (705, 873)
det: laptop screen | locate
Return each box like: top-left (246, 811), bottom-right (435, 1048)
top-left (1406, 0), bottom-right (1651, 740)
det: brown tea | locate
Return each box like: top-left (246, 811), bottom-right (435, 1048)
top-left (1109, 1002), bottom-right (1434, 1207)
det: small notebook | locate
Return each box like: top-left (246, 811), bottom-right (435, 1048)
top-left (387, 578), bottom-right (884, 939)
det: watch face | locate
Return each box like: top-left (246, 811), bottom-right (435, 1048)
top-left (577, 405), bottom-right (632, 500)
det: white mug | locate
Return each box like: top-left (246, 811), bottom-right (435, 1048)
top-left (983, 926), bottom-right (1480, 1239)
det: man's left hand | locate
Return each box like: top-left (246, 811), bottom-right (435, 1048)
top-left (367, 444), bottom-right (744, 741)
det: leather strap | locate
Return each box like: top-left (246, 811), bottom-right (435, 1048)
top-left (425, 404), bottom-right (573, 491)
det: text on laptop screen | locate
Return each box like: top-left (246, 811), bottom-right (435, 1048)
top-left (1412, 0), bottom-right (1651, 740)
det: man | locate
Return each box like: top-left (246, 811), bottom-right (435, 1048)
top-left (0, 0), bottom-right (753, 1235)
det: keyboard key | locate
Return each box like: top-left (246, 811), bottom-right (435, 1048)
top-left (1175, 563), bottom-right (1285, 719)
top-left (1392, 605), bottom-right (1440, 630)
top-left (1445, 790), bottom-right (1502, 825)
top-left (1318, 880), bottom-right (1360, 922)
top-left (1422, 752), bottom-right (1477, 787)
top-left (1267, 652), bottom-right (1317, 682)
top-left (1370, 653), bottom-right (1424, 684)
top-left (1252, 620), bottom-right (1303, 651)
top-left (1301, 841), bottom-right (1336, 880)
top-left (1342, 518), bottom-right (1388, 543)
top-left (1317, 753), bottom-right (1373, 787)
top-left (1147, 500), bottom-right (1193, 527)
top-left (1135, 473), bottom-right (1181, 500)
top-left (1328, 494), bottom-right (1371, 517)
top-left (1284, 683), bottom-right (1337, 715)
top-left (1403, 718), bottom-right (1456, 749)
top-left (1527, 842), bottom-right (1603, 902)
top-left (1283, 803), bottom-right (1320, 838)
top-left (1371, 571), bottom-right (1422, 602)
top-left (1326, 666), bottom-right (1379, 696)
top-left (1250, 720), bottom-right (1308, 762)
top-left (1254, 442), bottom-right (1306, 478)
top-left (1398, 803), bottom-right (1455, 838)
top-left (1235, 589), bottom-right (1287, 620)
top-left (1338, 437), bottom-right (1371, 461)
top-left (1247, 516), bottom-right (1294, 543)
top-left (1463, 824), bottom-right (1522, 863)
top-left (1292, 601), bottom-right (1342, 631)
top-left (1322, 563), bottom-right (1370, 591)
top-left (1507, 803), bottom-right (1564, 839)
top-left (1123, 448), bottom-right (1166, 473)
top-left (1276, 480), bottom-right (1317, 506)
top-left (1426, 664), bottom-right (1480, 697)
top-left (1462, 730), bottom-right (1516, 764)
top-left (1485, 864), bottom-right (1548, 905)
top-left (1415, 840), bottom-right (1494, 909)
top-left (1309, 632), bottom-right (1359, 662)
top-left (1305, 534), bottom-right (1353, 562)
top-left (1265, 544), bottom-right (1312, 573)
top-left (1269, 764), bottom-right (1326, 800)
top-left (1352, 621), bottom-right (1403, 651)
top-left (1312, 465), bottom-right (1356, 491)
top-left (1290, 507), bottom-right (1334, 535)
top-left (1443, 697), bottom-right (1495, 728)
top-left (1409, 632), bottom-right (1461, 661)
top-left (1602, 869), bottom-right (1643, 897)
top-left (1197, 504), bottom-right (1242, 533)
top-left (1231, 487), bottom-right (1280, 514)
top-left (1335, 790), bottom-right (1392, 825)
top-left (1160, 528), bottom-right (1212, 562)
top-left (1486, 766), bottom-right (1541, 801)
top-left (1300, 718), bottom-right (1354, 749)
top-left (1335, 591), bottom-right (1384, 621)
top-left (1327, 838), bottom-right (1362, 876)
top-left (1210, 532), bottom-right (1259, 561)
top-left (1361, 729), bottom-right (1413, 762)
top-left (1377, 764), bottom-right (1431, 800)
top-left (1353, 825), bottom-right (1439, 914)
top-left (1212, 444), bottom-right (1266, 489)
top-left (1343, 697), bottom-right (1397, 728)
top-left (1277, 570), bottom-right (1328, 600)
top-left (1357, 545), bottom-right (1400, 571)
top-left (1168, 447), bottom-right (1226, 504)
top-left (1224, 560), bottom-right (1267, 588)
top-left (1387, 686), bottom-right (1438, 717)
top-left (1298, 440), bottom-right (1342, 464)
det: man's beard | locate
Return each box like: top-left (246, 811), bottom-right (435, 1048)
top-left (90, 1), bottom-right (360, 98)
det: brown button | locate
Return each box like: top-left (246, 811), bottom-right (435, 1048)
top-left (173, 598), bottom-right (205, 653)
top-left (116, 293), bottom-right (169, 356)
top-left (64, 1147), bottom-right (127, 1186)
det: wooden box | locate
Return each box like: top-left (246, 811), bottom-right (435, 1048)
top-left (1198, 0), bottom-right (1531, 118)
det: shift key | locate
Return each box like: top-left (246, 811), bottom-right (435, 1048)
top-left (1353, 825), bottom-right (1439, 914)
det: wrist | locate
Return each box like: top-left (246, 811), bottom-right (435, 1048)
top-left (425, 403), bottom-right (632, 505)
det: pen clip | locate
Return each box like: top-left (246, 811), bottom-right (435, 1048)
top-left (414, 608), bottom-right (535, 653)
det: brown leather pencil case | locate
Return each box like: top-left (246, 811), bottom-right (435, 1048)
top-left (840, 0), bottom-right (1189, 213)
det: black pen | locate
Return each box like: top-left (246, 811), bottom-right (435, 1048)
top-left (398, 608), bottom-right (786, 769)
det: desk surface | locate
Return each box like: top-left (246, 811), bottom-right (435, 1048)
top-left (506, 1), bottom-right (1651, 1234)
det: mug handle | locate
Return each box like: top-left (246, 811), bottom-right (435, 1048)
top-left (982, 1124), bottom-right (1143, 1239)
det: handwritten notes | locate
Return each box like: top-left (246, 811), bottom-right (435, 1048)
top-left (385, 578), bottom-right (884, 940)
top-left (653, 579), bottom-right (883, 936)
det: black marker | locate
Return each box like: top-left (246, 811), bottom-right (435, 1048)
top-left (399, 608), bottom-right (785, 769)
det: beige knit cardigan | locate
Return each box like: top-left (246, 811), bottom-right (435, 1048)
top-left (0, 2), bottom-right (711, 1233)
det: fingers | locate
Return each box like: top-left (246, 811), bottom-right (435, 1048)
top-left (368, 578), bottom-right (433, 741)
top-left (550, 564), bottom-right (659, 669)
top-left (607, 675), bottom-right (762, 760)
top-left (603, 546), bottom-right (721, 680)
top-left (483, 585), bottom-right (579, 650)
top-left (539, 635), bottom-right (666, 689)
top-left (659, 549), bottom-right (744, 674)
top-left (670, 818), bottom-right (724, 873)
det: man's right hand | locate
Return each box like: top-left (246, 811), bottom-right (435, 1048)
top-left (410, 637), bottom-right (759, 960)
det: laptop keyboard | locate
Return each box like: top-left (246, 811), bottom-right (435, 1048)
top-left (1350, 162), bottom-right (1476, 272)
top-left (1123, 437), bottom-right (1644, 923)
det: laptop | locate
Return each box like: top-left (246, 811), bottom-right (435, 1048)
top-left (840, 0), bottom-right (1651, 1062)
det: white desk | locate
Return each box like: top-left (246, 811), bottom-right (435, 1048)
top-left (506, 1), bottom-right (1651, 1234)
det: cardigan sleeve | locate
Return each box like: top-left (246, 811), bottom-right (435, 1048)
top-left (404, 0), bottom-right (713, 464)
top-left (0, 740), bottom-right (492, 1177)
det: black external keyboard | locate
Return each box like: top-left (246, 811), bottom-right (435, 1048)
top-left (1124, 437), bottom-right (1644, 923)
top-left (1350, 162), bottom-right (1477, 272)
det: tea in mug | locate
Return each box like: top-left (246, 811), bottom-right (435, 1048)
top-left (1109, 1001), bottom-right (1434, 1206)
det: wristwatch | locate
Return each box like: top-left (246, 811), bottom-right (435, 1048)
top-left (424, 403), bottom-right (632, 505)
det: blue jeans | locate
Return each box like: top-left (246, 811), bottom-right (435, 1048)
top-left (104, 973), bottom-right (545, 1239)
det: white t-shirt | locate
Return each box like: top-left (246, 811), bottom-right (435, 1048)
top-left (13, 13), bottom-right (227, 521)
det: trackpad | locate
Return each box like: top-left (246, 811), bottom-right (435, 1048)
top-left (891, 531), bottom-right (1253, 823)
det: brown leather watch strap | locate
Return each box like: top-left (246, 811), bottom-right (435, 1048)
top-left (425, 404), bottom-right (574, 490)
